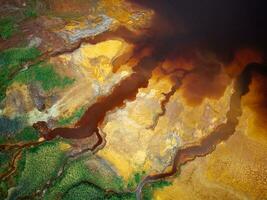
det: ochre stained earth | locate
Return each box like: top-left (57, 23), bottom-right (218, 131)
top-left (0, 0), bottom-right (267, 200)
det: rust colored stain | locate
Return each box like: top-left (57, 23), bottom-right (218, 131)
top-left (136, 62), bottom-right (267, 199)
top-left (33, 56), bottom-right (160, 140)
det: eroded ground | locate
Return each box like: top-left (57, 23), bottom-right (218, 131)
top-left (0, 0), bottom-right (267, 200)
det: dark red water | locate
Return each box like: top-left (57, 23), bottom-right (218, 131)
top-left (34, 56), bottom-right (160, 140)
top-left (136, 62), bottom-right (267, 199)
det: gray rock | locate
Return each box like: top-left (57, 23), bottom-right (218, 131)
top-left (57, 15), bottom-right (113, 43)
top-left (28, 83), bottom-right (46, 111)
top-left (28, 36), bottom-right (42, 48)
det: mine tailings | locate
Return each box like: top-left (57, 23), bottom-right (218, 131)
top-left (33, 55), bottom-right (161, 140)
top-left (135, 62), bottom-right (267, 199)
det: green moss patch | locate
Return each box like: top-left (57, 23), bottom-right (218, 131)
top-left (0, 149), bottom-right (27, 199)
top-left (63, 183), bottom-right (105, 200)
top-left (127, 171), bottom-right (145, 189)
top-left (0, 47), bottom-right (40, 68)
top-left (62, 183), bottom-right (136, 200)
top-left (9, 140), bottom-right (68, 198)
top-left (0, 17), bottom-right (17, 40)
top-left (23, 2), bottom-right (38, 18)
top-left (0, 181), bottom-right (8, 200)
top-left (14, 126), bottom-right (39, 142)
top-left (127, 171), bottom-right (172, 200)
top-left (0, 151), bottom-right (12, 174)
top-left (44, 156), bottom-right (125, 200)
top-left (14, 62), bottom-right (75, 91)
top-left (0, 47), bottom-right (41, 102)
top-left (0, 0), bottom-right (43, 40)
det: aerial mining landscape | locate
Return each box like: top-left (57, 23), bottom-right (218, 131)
top-left (0, 0), bottom-right (267, 199)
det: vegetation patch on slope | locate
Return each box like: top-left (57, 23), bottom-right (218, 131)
top-left (14, 62), bottom-right (75, 91)
top-left (8, 139), bottom-right (68, 199)
top-left (0, 47), bottom-right (41, 102)
top-left (62, 182), bottom-right (136, 200)
top-left (127, 171), bottom-right (146, 189)
top-left (14, 126), bottom-right (40, 142)
top-left (44, 155), bottom-right (125, 200)
top-left (0, 17), bottom-right (17, 40)
top-left (0, 0), bottom-right (44, 40)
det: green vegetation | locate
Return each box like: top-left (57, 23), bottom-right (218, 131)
top-left (13, 149), bottom-right (27, 184)
top-left (0, 47), bottom-right (41, 101)
top-left (0, 47), bottom-right (40, 68)
top-left (23, 0), bottom-right (44, 18)
top-left (58, 107), bottom-right (86, 126)
top-left (63, 183), bottom-right (136, 200)
top-left (24, 2), bottom-right (38, 18)
top-left (127, 171), bottom-right (172, 200)
top-left (14, 62), bottom-right (75, 91)
top-left (63, 183), bottom-right (105, 200)
top-left (142, 180), bottom-right (172, 200)
top-left (0, 47), bottom-right (74, 102)
top-left (24, 7), bottom-right (38, 18)
top-left (127, 171), bottom-right (145, 189)
top-left (0, 17), bottom-right (17, 40)
top-left (0, 135), bottom-right (6, 144)
top-left (0, 181), bottom-right (8, 200)
top-left (0, 151), bottom-right (11, 174)
top-left (107, 193), bottom-right (136, 200)
top-left (1, 144), bottom-right (171, 200)
top-left (0, 116), bottom-right (33, 145)
top-left (44, 156), bottom-right (124, 200)
top-left (0, 150), bottom-right (27, 199)
top-left (15, 126), bottom-right (39, 142)
top-left (9, 140), bottom-right (67, 198)
top-left (0, 0), bottom-right (42, 40)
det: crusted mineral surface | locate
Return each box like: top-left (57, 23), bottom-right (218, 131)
top-left (1, 1), bottom-right (267, 200)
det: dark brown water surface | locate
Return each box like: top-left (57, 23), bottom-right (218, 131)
top-left (136, 62), bottom-right (267, 199)
top-left (34, 56), bottom-right (160, 140)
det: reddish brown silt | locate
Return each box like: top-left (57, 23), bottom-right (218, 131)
top-left (33, 55), bottom-right (161, 140)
